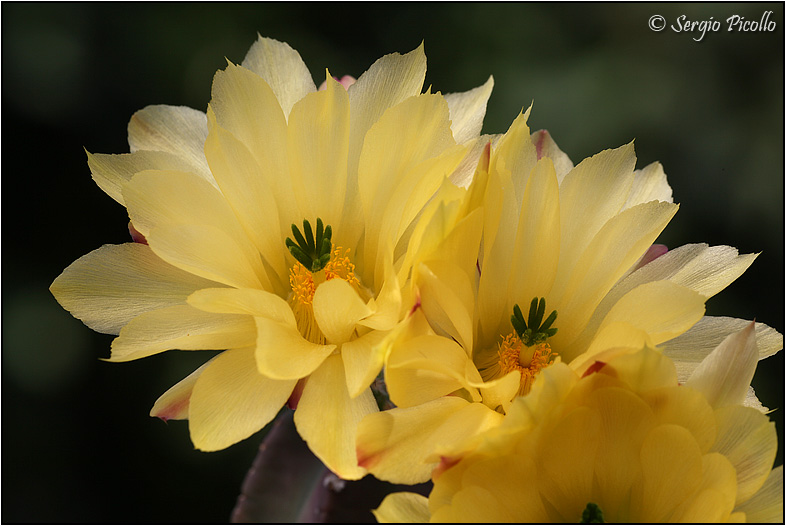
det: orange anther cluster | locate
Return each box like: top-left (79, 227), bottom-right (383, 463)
top-left (497, 333), bottom-right (557, 396)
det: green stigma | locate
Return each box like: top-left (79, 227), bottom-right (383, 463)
top-left (579, 502), bottom-right (604, 524)
top-left (285, 218), bottom-right (333, 272)
top-left (510, 297), bottom-right (558, 346)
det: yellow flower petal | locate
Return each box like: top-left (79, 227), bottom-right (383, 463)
top-left (240, 36), bottom-right (316, 118)
top-left (687, 322), bottom-right (758, 408)
top-left (341, 329), bottom-right (389, 399)
top-left (508, 156), bottom-right (561, 309)
top-left (87, 149), bottom-right (208, 205)
top-left (147, 223), bottom-right (268, 290)
top-left (712, 404), bottom-right (778, 503)
top-left (312, 278), bottom-right (372, 344)
top-left (254, 315), bottom-right (335, 380)
top-left (555, 142), bottom-right (637, 277)
top-left (734, 465), bottom-right (784, 523)
top-left (204, 110), bottom-right (288, 290)
top-left (530, 128), bottom-right (573, 182)
top-left (623, 161), bottom-right (673, 209)
top-left (386, 334), bottom-right (482, 408)
top-left (416, 260), bottom-right (475, 351)
top-left (443, 76), bottom-right (494, 145)
top-left (188, 287), bottom-right (292, 322)
top-left (209, 63), bottom-right (295, 224)
top-left (50, 243), bottom-right (221, 335)
top-left (108, 304), bottom-right (256, 362)
top-left (286, 75), bottom-right (350, 238)
top-left (662, 316), bottom-right (783, 383)
top-left (631, 424), bottom-right (704, 522)
top-left (374, 492), bottom-right (430, 524)
top-left (127, 104), bottom-right (211, 179)
top-left (294, 354), bottom-right (377, 480)
top-left (347, 43), bottom-right (426, 174)
top-left (357, 396), bottom-right (469, 483)
top-left (150, 359), bottom-right (213, 421)
top-left (551, 200), bottom-right (679, 348)
top-left (677, 452), bottom-right (737, 522)
top-left (189, 347), bottom-right (296, 451)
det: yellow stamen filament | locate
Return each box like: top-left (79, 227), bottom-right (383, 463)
top-left (497, 333), bottom-right (557, 396)
top-left (288, 244), bottom-right (360, 344)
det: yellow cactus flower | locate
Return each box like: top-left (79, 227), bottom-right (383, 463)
top-left (375, 324), bottom-right (783, 523)
top-left (49, 36), bottom-right (495, 479)
top-left (356, 109), bottom-right (782, 484)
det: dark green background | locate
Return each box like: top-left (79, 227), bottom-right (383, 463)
top-left (3, 2), bottom-right (783, 523)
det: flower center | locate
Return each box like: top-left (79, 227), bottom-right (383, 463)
top-left (498, 297), bottom-right (559, 396)
top-left (497, 334), bottom-right (557, 396)
top-left (286, 219), bottom-right (360, 344)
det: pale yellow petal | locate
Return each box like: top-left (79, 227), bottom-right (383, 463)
top-left (597, 280), bottom-right (705, 346)
top-left (552, 201), bottom-right (680, 351)
top-left (662, 316), bottom-right (783, 382)
top-left (341, 329), bottom-right (389, 399)
top-left (491, 108), bottom-right (537, 202)
top-left (357, 396), bottom-right (469, 484)
top-left (123, 169), bottom-right (268, 288)
top-left (630, 424), bottom-right (704, 522)
top-left (734, 465), bottom-right (783, 523)
top-left (209, 63), bottom-right (295, 223)
top-left (677, 452), bottom-right (737, 522)
top-left (416, 260), bottom-right (475, 351)
top-left (147, 224), bottom-right (268, 290)
top-left (555, 142), bottom-right (637, 278)
top-left (443, 76), bottom-right (494, 144)
top-left (50, 243), bottom-right (221, 335)
top-left (711, 404), bottom-right (778, 503)
top-left (108, 304), bottom-right (256, 362)
top-left (358, 92), bottom-right (459, 286)
top-left (374, 492), bottom-right (430, 524)
top-left (204, 110), bottom-right (288, 289)
top-left (188, 287), bottom-right (292, 322)
top-left (254, 316), bottom-right (335, 380)
top-left (509, 156), bottom-right (561, 308)
top-left (150, 359), bottom-right (213, 421)
top-left (385, 334), bottom-right (481, 408)
top-left (687, 323), bottom-right (758, 408)
top-left (87, 149), bottom-right (207, 205)
top-left (294, 354), bottom-right (377, 480)
top-left (286, 75), bottom-right (350, 235)
top-left (127, 104), bottom-right (211, 179)
top-left (623, 161), bottom-right (673, 209)
top-left (189, 347), bottom-right (296, 451)
top-left (347, 43), bottom-right (426, 175)
top-left (603, 345), bottom-right (678, 393)
top-left (359, 252), bottom-right (401, 332)
top-left (312, 279), bottom-right (372, 344)
top-left (530, 128), bottom-right (573, 181)
top-left (240, 35), bottom-right (316, 118)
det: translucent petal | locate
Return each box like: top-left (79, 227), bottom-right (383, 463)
top-left (188, 287), bottom-right (293, 322)
top-left (189, 347), bottom-right (296, 451)
top-left (294, 354), bottom-right (377, 480)
top-left (286, 75), bottom-right (350, 236)
top-left (108, 304), bottom-right (256, 362)
top-left (623, 161), bottom-right (673, 209)
top-left (687, 323), bottom-right (758, 408)
top-left (734, 465), bottom-right (784, 523)
top-left (711, 405), bottom-right (778, 503)
top-left (150, 359), bottom-right (213, 421)
top-left (87, 149), bottom-right (208, 205)
top-left (312, 279), bottom-right (372, 344)
top-left (530, 128), bottom-right (573, 182)
top-left (204, 111), bottom-right (288, 287)
top-left (50, 243), bottom-right (221, 335)
top-left (341, 329), bottom-right (389, 399)
top-left (443, 76), bottom-right (493, 145)
top-left (240, 36), bottom-right (316, 118)
top-left (254, 316), bottom-right (335, 380)
top-left (374, 492), bottom-right (430, 524)
top-left (127, 104), bottom-right (211, 179)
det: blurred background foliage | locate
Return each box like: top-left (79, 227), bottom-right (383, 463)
top-left (2, 2), bottom-right (783, 523)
